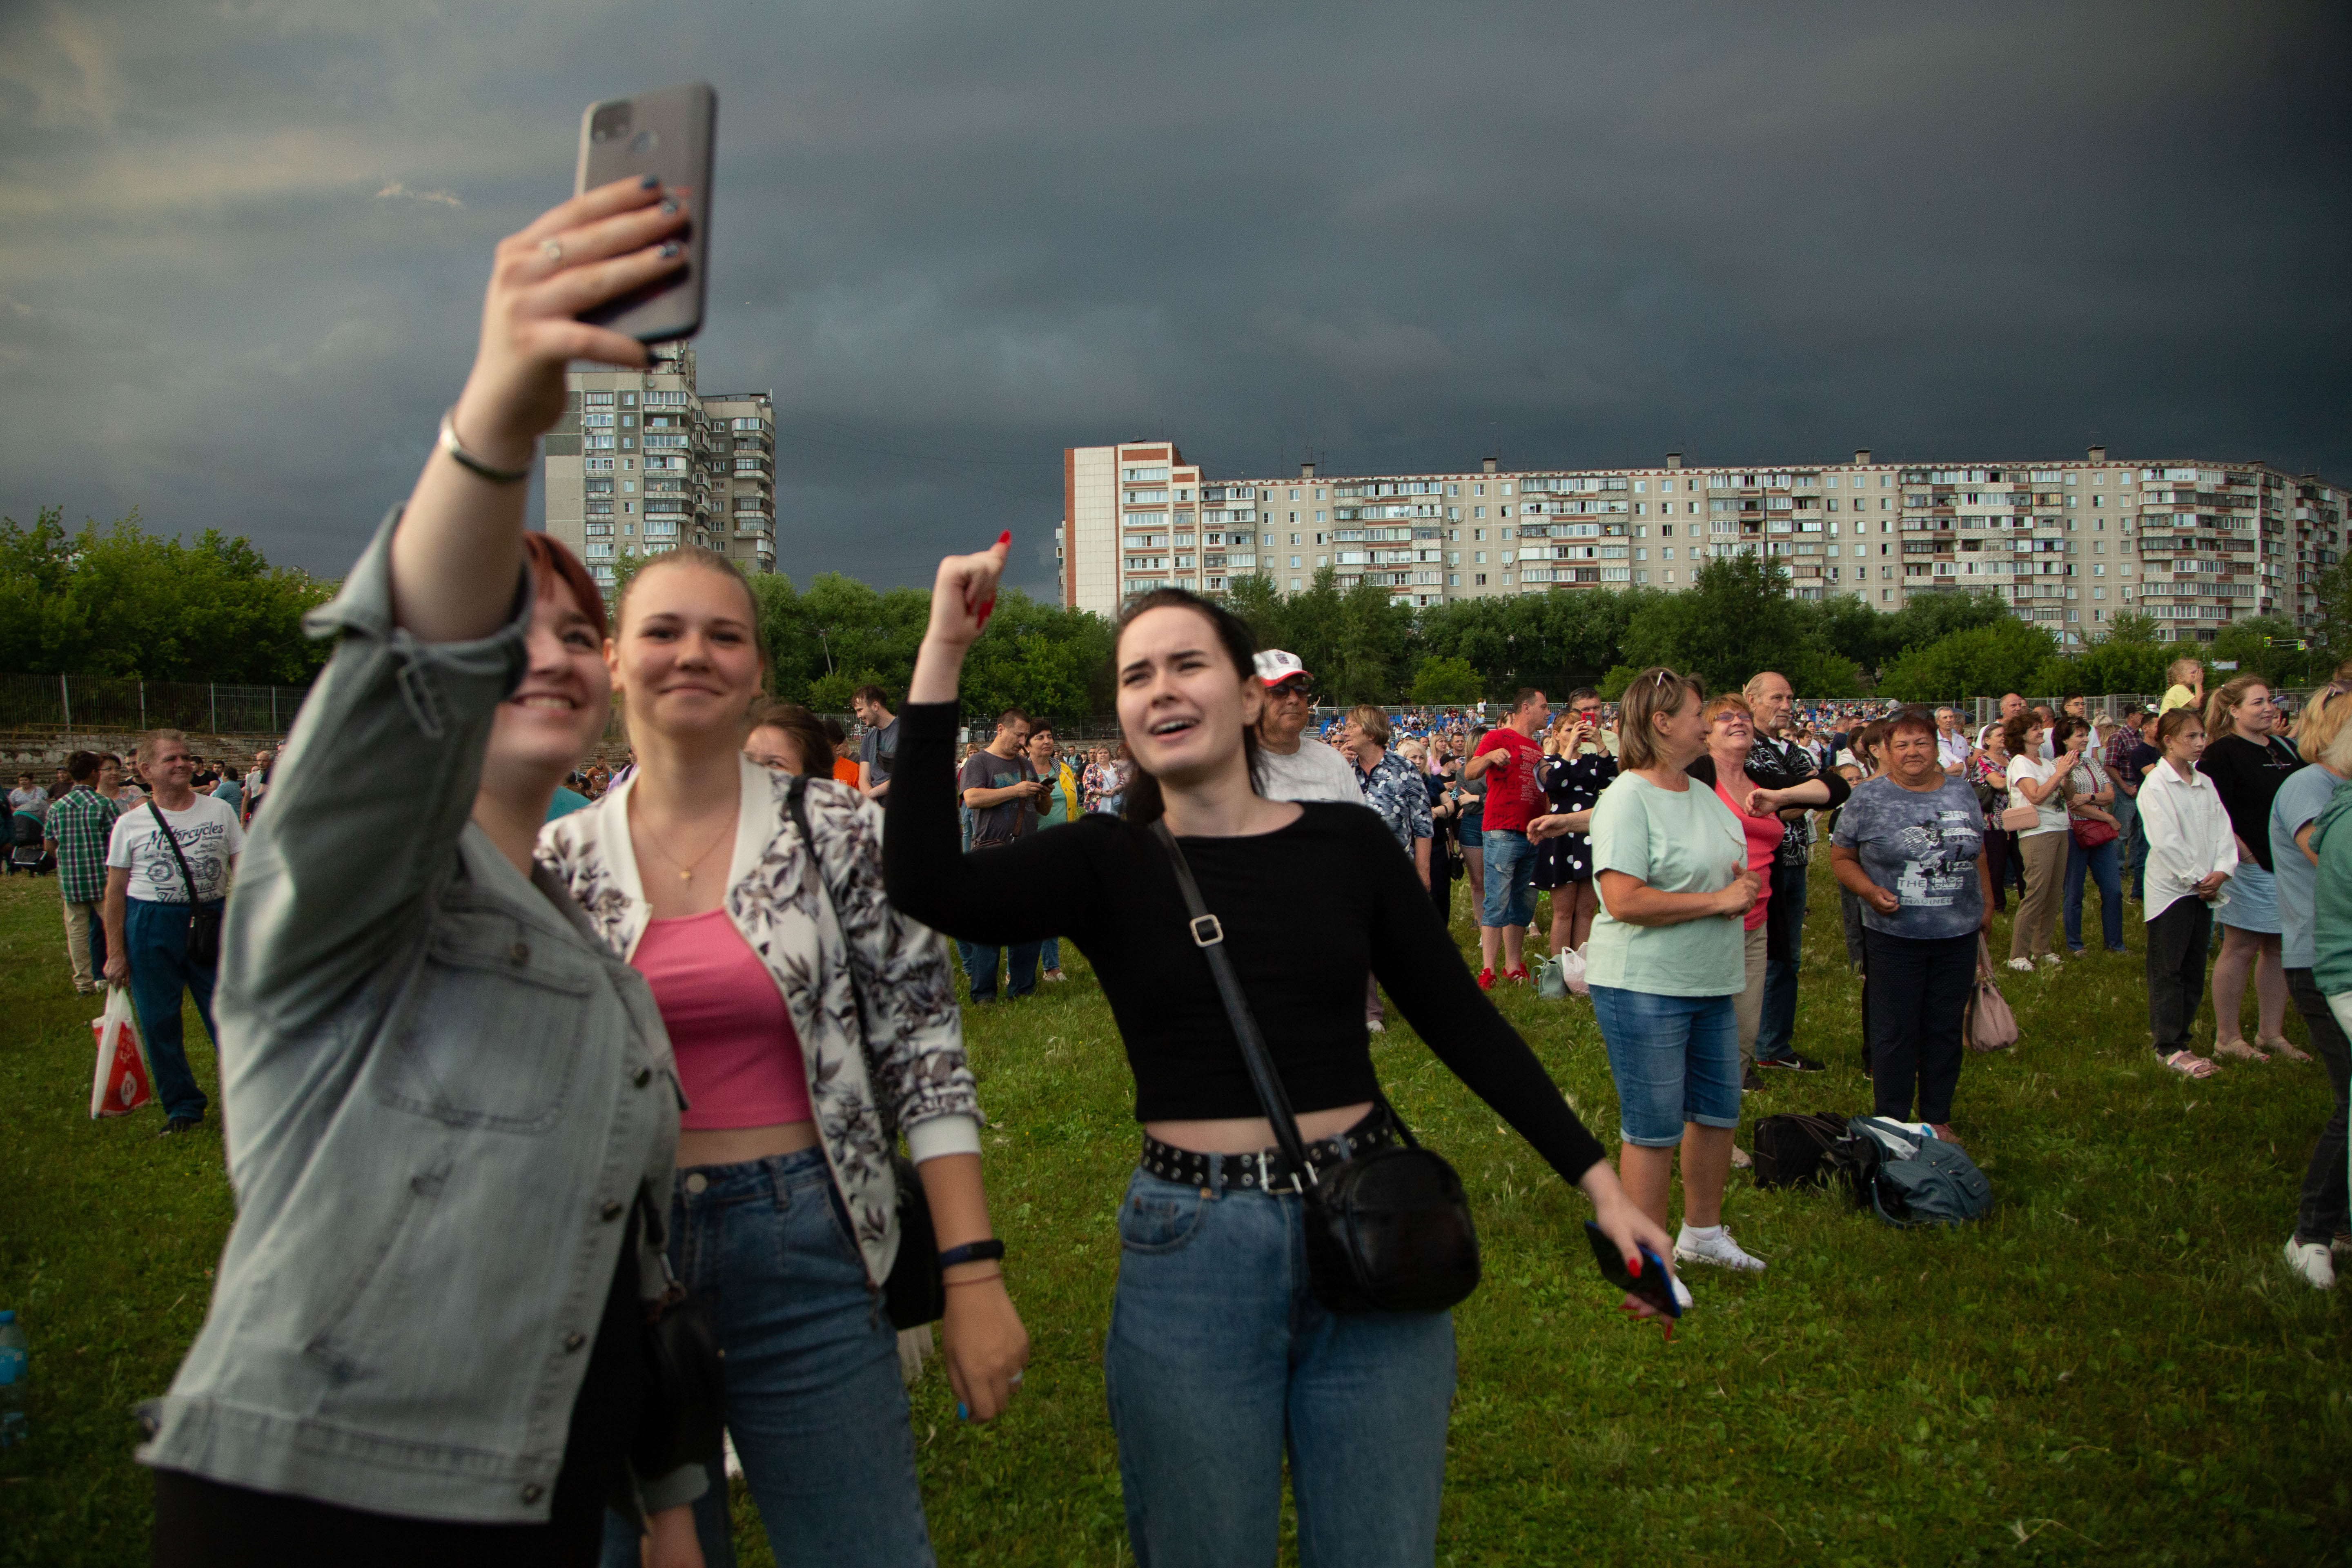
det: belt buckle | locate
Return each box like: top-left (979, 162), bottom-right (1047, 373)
top-left (1259, 1148), bottom-right (1305, 1196)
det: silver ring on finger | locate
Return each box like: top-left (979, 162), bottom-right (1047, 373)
top-left (541, 238), bottom-right (564, 265)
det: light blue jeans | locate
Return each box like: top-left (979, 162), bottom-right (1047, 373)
top-left (1479, 827), bottom-right (1538, 928)
top-left (600, 1148), bottom-right (933, 1568)
top-left (1103, 1165), bottom-right (1457, 1568)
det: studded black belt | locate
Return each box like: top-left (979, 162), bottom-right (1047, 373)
top-left (1137, 1107), bottom-right (1399, 1194)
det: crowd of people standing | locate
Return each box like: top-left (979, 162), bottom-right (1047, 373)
top-left (23, 180), bottom-right (2350, 1566)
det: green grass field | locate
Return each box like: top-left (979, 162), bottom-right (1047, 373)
top-left (1, 862), bottom-right (2345, 1566)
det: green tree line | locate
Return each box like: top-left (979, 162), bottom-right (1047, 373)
top-left (0, 507), bottom-right (338, 684)
top-left (9, 513), bottom-right (2347, 711)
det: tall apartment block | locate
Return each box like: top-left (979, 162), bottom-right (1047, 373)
top-left (1060, 440), bottom-right (2345, 642)
top-left (541, 343), bottom-right (776, 590)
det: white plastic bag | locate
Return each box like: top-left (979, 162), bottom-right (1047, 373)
top-left (89, 987), bottom-right (154, 1119)
top-left (1558, 942), bottom-right (1589, 997)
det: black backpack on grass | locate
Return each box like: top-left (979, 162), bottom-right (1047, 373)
top-left (1831, 1117), bottom-right (1992, 1229)
top-left (1751, 1112), bottom-right (1852, 1189)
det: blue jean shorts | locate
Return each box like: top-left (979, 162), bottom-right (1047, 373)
top-left (2220, 860), bottom-right (2281, 936)
top-left (1480, 828), bottom-right (1539, 928)
top-left (1589, 984), bottom-right (1741, 1147)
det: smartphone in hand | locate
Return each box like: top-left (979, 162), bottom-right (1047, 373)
top-left (1584, 1220), bottom-right (1682, 1318)
top-left (575, 82), bottom-right (716, 343)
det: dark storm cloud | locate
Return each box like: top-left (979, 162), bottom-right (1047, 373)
top-left (2, 0), bottom-right (2345, 596)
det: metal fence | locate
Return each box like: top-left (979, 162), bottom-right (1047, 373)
top-left (0, 673), bottom-right (313, 738)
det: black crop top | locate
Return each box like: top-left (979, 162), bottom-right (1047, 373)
top-left (882, 704), bottom-right (1606, 1185)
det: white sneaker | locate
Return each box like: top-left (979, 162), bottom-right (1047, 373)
top-left (2284, 1237), bottom-right (2337, 1290)
top-left (1669, 1272), bottom-right (1694, 1311)
top-left (1674, 1224), bottom-right (1766, 1272)
top-left (2038, 952), bottom-right (2062, 968)
top-left (2007, 957), bottom-right (2035, 973)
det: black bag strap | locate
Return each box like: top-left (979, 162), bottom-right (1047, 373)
top-left (147, 800), bottom-right (203, 906)
top-left (1148, 819), bottom-right (1316, 1181)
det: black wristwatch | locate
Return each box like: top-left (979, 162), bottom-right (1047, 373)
top-left (937, 1239), bottom-right (1006, 1270)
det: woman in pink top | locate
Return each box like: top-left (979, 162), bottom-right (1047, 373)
top-left (1686, 695), bottom-right (1847, 1087)
top-left (540, 547), bottom-right (1027, 1568)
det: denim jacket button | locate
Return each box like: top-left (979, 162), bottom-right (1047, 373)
top-left (563, 1331), bottom-right (586, 1352)
top-left (521, 1483), bottom-right (544, 1504)
top-left (633, 1065), bottom-right (653, 1089)
top-left (600, 1200), bottom-right (624, 1221)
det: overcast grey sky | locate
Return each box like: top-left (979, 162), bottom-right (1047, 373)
top-left (3, 0), bottom-right (2345, 596)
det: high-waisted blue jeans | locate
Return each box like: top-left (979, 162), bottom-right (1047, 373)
top-left (599, 1148), bottom-right (933, 1568)
top-left (1103, 1164), bottom-right (1457, 1568)
top-left (2064, 836), bottom-right (2124, 953)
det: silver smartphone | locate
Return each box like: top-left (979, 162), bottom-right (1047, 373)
top-left (574, 82), bottom-right (716, 343)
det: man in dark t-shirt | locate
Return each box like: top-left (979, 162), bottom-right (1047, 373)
top-left (955, 708), bottom-right (1048, 1000)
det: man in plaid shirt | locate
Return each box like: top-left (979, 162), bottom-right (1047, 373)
top-left (43, 750), bottom-right (120, 993)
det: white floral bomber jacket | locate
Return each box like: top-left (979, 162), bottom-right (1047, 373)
top-left (538, 757), bottom-right (983, 1287)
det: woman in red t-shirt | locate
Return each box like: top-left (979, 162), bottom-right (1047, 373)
top-left (1686, 696), bottom-right (1846, 1085)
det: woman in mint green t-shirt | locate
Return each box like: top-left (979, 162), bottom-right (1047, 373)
top-left (1586, 668), bottom-right (1764, 1280)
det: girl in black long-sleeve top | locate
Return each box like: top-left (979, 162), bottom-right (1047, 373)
top-left (884, 537), bottom-right (1673, 1568)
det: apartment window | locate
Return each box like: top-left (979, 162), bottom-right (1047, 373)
top-left (1661, 523), bottom-right (1673, 537)
top-left (1474, 485), bottom-right (1485, 496)
top-left (1289, 578), bottom-right (1302, 590)
top-left (1662, 547), bottom-right (1675, 561)
top-left (1288, 489), bottom-right (1300, 501)
top-left (1474, 507), bottom-right (1486, 519)
top-left (1315, 511), bottom-right (1326, 523)
top-left (1474, 551), bottom-right (1486, 564)
top-left (1289, 556), bottom-right (1301, 569)
top-left (1474, 528), bottom-right (1484, 540)
top-left (1289, 532), bottom-right (1300, 545)
top-left (1475, 574), bottom-right (1488, 586)
top-left (1448, 574), bottom-right (1459, 586)
top-left (1663, 569), bottom-right (1675, 583)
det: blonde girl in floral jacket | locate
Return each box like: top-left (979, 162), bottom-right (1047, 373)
top-left (540, 547), bottom-right (1027, 1568)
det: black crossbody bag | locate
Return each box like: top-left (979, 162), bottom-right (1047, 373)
top-left (784, 776), bottom-right (944, 1329)
top-left (147, 802), bottom-right (223, 967)
top-left (1149, 821), bottom-right (1480, 1314)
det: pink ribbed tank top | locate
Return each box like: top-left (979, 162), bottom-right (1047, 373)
top-left (630, 908), bottom-right (811, 1131)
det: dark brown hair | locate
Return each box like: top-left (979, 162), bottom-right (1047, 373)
top-left (1114, 587), bottom-right (1262, 825)
top-left (1885, 704), bottom-right (1939, 739)
top-left (744, 698), bottom-right (833, 776)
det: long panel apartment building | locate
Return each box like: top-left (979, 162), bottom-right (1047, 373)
top-left (1061, 440), bottom-right (2345, 642)
top-left (542, 343), bottom-right (776, 589)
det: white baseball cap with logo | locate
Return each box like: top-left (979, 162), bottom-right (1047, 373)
top-left (1254, 649), bottom-right (1311, 688)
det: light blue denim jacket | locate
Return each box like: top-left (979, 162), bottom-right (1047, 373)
top-left (136, 510), bottom-right (704, 1524)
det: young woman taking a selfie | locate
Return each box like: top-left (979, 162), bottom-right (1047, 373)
top-left (539, 544), bottom-right (1028, 1568)
top-left (883, 536), bottom-right (1674, 1568)
top-left (137, 179), bottom-right (709, 1568)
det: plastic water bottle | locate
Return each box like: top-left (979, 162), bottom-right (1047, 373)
top-left (0, 1310), bottom-right (25, 1449)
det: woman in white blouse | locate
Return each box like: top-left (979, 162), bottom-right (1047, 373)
top-left (2137, 708), bottom-right (2238, 1078)
top-left (2002, 712), bottom-right (2080, 971)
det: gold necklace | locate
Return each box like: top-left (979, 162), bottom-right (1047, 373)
top-left (637, 806), bottom-right (736, 884)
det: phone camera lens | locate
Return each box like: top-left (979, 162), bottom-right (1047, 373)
top-left (590, 103), bottom-right (633, 143)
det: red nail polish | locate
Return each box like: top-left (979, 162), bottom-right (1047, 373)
top-left (996, 530), bottom-right (1012, 547)
top-left (977, 597), bottom-right (995, 630)
top-left (1626, 1254), bottom-right (1641, 1277)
